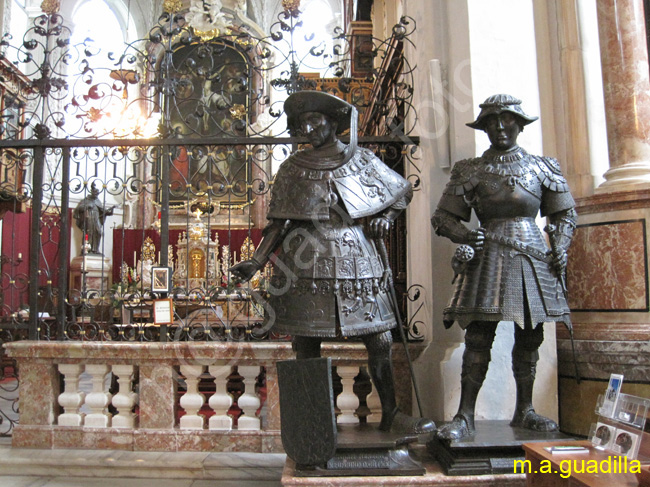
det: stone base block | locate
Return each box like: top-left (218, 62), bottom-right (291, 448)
top-left (281, 446), bottom-right (525, 487)
top-left (427, 420), bottom-right (573, 476)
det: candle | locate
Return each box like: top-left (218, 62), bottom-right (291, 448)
top-left (134, 251), bottom-right (137, 266)
top-left (17, 253), bottom-right (22, 260)
top-left (85, 234), bottom-right (88, 241)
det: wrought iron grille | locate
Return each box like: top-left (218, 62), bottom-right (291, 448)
top-left (0, 2), bottom-right (425, 434)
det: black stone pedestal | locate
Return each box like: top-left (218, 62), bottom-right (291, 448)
top-left (428, 420), bottom-right (573, 476)
top-left (294, 424), bottom-right (426, 477)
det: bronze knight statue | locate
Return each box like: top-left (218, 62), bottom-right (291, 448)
top-left (431, 94), bottom-right (577, 440)
top-left (231, 90), bottom-right (435, 435)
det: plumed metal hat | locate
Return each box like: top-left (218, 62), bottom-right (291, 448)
top-left (285, 90), bottom-right (354, 135)
top-left (466, 94), bottom-right (538, 131)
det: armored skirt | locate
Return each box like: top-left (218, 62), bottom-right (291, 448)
top-left (265, 209), bottom-right (397, 338)
top-left (437, 147), bottom-right (575, 330)
top-left (444, 217), bottom-right (570, 329)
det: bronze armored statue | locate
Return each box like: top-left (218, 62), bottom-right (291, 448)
top-left (232, 90), bottom-right (435, 435)
top-left (431, 94), bottom-right (577, 440)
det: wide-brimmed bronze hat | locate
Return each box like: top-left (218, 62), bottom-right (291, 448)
top-left (466, 94), bottom-right (538, 131)
top-left (285, 90), bottom-right (353, 135)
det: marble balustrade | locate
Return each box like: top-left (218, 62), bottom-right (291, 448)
top-left (3, 341), bottom-right (423, 452)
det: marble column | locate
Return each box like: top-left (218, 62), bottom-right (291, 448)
top-left (596, 0), bottom-right (650, 191)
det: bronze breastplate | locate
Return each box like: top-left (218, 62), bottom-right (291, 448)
top-left (471, 168), bottom-right (542, 222)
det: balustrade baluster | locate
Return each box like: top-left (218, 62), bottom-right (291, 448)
top-left (57, 364), bottom-right (85, 427)
top-left (111, 365), bottom-right (138, 428)
top-left (208, 364), bottom-right (234, 431)
top-left (84, 364), bottom-right (112, 428)
top-left (179, 364), bottom-right (205, 429)
top-left (237, 365), bottom-right (261, 430)
top-left (336, 366), bottom-right (360, 424)
top-left (366, 379), bottom-right (381, 423)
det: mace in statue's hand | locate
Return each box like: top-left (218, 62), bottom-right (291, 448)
top-left (229, 259), bottom-right (262, 283)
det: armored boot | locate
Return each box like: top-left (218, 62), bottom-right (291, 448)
top-left (437, 348), bottom-right (490, 440)
top-left (510, 349), bottom-right (558, 431)
top-left (364, 331), bottom-right (435, 435)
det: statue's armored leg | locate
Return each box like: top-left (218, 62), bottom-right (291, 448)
top-left (293, 336), bottom-right (322, 359)
top-left (363, 331), bottom-right (435, 434)
top-left (437, 321), bottom-right (496, 440)
top-left (510, 323), bottom-right (559, 431)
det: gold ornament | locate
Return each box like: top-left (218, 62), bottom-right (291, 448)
top-left (87, 107), bottom-right (103, 123)
top-left (163, 0), bottom-right (183, 14)
top-left (41, 0), bottom-right (60, 15)
top-left (282, 0), bottom-right (300, 12)
top-left (141, 237), bottom-right (156, 262)
top-left (193, 28), bottom-right (220, 42)
top-left (240, 236), bottom-right (256, 261)
top-left (229, 104), bottom-right (246, 121)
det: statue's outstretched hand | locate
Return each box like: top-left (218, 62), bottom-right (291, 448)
top-left (229, 260), bottom-right (261, 283)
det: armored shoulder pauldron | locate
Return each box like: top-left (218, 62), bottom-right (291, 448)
top-left (267, 148), bottom-right (411, 220)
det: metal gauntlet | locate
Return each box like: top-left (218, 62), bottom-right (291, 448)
top-left (431, 209), bottom-right (473, 245)
top-left (545, 208), bottom-right (577, 254)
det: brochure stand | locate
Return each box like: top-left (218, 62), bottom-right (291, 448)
top-left (590, 376), bottom-right (650, 461)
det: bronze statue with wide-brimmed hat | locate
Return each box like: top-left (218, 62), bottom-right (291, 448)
top-left (231, 91), bottom-right (435, 445)
top-left (431, 94), bottom-right (577, 440)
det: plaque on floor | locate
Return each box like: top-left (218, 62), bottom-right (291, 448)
top-left (277, 358), bottom-right (425, 477)
top-left (428, 420), bottom-right (573, 476)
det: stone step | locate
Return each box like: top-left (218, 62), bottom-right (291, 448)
top-left (0, 439), bottom-right (285, 481)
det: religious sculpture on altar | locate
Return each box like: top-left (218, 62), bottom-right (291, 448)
top-left (70, 184), bottom-right (115, 297)
top-left (73, 184), bottom-right (114, 255)
top-left (136, 237), bottom-right (157, 291)
top-left (172, 209), bottom-right (221, 291)
top-left (230, 90), bottom-right (435, 439)
top-left (431, 94), bottom-right (577, 440)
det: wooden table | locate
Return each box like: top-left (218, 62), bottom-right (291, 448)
top-left (522, 440), bottom-right (638, 487)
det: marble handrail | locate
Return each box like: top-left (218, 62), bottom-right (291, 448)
top-left (4, 341), bottom-right (425, 452)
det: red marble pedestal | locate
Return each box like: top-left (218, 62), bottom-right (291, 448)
top-left (560, 190), bottom-right (650, 436)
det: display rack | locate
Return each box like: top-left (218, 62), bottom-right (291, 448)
top-left (590, 375), bottom-right (650, 461)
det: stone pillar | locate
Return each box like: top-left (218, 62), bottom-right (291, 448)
top-left (596, 0), bottom-right (650, 191)
top-left (237, 365), bottom-right (261, 430)
top-left (335, 366), bottom-right (360, 424)
top-left (178, 364), bottom-right (205, 429)
top-left (111, 364), bottom-right (138, 429)
top-left (208, 364), bottom-right (234, 431)
top-left (57, 364), bottom-right (85, 427)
